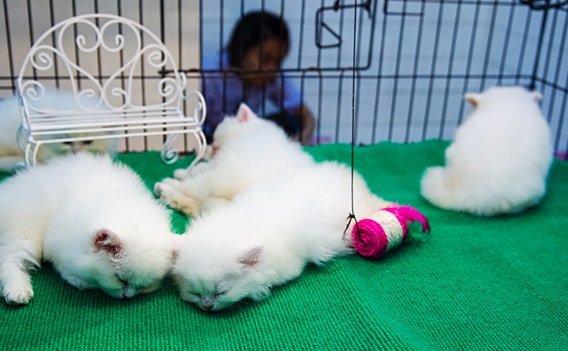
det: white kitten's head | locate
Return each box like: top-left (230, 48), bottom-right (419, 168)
top-left (212, 103), bottom-right (287, 151)
top-left (45, 193), bottom-right (178, 299)
top-left (173, 223), bottom-right (269, 311)
top-left (464, 86), bottom-right (542, 109)
top-left (86, 228), bottom-right (175, 298)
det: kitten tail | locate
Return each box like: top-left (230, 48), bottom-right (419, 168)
top-left (420, 166), bottom-right (459, 210)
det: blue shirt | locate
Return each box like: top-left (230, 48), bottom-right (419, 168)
top-left (201, 50), bottom-right (302, 139)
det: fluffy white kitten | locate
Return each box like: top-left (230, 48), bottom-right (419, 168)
top-left (0, 153), bottom-right (177, 305)
top-left (173, 161), bottom-right (390, 311)
top-left (420, 86), bottom-right (553, 216)
top-left (0, 89), bottom-right (117, 173)
top-left (155, 103), bottom-right (314, 215)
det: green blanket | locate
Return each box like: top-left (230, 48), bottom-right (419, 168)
top-left (2, 141), bottom-right (567, 350)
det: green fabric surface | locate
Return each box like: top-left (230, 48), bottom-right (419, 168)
top-left (1, 140), bottom-right (567, 350)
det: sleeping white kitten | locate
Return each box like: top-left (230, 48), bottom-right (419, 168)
top-left (420, 86), bottom-right (553, 216)
top-left (155, 103), bottom-right (314, 215)
top-left (159, 103), bottom-right (390, 310)
top-left (0, 89), bottom-right (117, 173)
top-left (0, 153), bottom-right (177, 305)
top-left (173, 161), bottom-right (390, 311)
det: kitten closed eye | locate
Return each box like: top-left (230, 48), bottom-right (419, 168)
top-left (170, 104), bottom-right (390, 311)
top-left (0, 153), bottom-right (176, 305)
top-left (115, 275), bottom-right (128, 287)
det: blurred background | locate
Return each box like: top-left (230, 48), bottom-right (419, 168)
top-left (1, 0), bottom-right (567, 157)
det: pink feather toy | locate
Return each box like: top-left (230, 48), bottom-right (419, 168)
top-left (351, 205), bottom-right (430, 259)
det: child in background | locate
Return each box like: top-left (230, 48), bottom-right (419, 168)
top-left (201, 11), bottom-right (315, 145)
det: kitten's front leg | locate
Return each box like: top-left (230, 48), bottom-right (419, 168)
top-left (0, 240), bottom-right (40, 305)
top-left (154, 178), bottom-right (202, 216)
top-left (174, 146), bottom-right (215, 180)
top-left (174, 162), bottom-right (208, 180)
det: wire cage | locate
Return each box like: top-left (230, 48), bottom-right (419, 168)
top-left (1, 0), bottom-right (567, 157)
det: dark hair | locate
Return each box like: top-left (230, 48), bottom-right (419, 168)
top-left (228, 11), bottom-right (290, 68)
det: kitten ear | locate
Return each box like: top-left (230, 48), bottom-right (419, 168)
top-left (464, 92), bottom-right (481, 108)
top-left (238, 244), bottom-right (263, 267)
top-left (94, 230), bottom-right (123, 258)
top-left (531, 91), bottom-right (543, 102)
top-left (171, 234), bottom-right (182, 263)
top-left (171, 249), bottom-right (179, 264)
top-left (236, 103), bottom-right (254, 123)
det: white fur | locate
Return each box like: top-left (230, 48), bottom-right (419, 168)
top-left (420, 86), bottom-right (553, 216)
top-left (174, 162), bottom-right (389, 311)
top-left (167, 104), bottom-right (390, 311)
top-left (155, 103), bottom-right (314, 215)
top-left (0, 89), bottom-right (117, 173)
top-left (0, 153), bottom-right (177, 305)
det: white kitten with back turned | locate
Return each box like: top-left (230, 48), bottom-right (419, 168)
top-left (155, 103), bottom-right (314, 215)
top-left (420, 86), bottom-right (553, 216)
top-left (0, 153), bottom-right (177, 305)
top-left (0, 89), bottom-right (117, 173)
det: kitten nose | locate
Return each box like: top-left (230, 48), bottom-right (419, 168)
top-left (122, 288), bottom-right (136, 298)
top-left (202, 296), bottom-right (215, 310)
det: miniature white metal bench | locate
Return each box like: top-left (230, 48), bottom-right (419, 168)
top-left (16, 13), bottom-right (207, 167)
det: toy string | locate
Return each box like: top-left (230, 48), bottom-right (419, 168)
top-left (348, 0), bottom-right (359, 236)
top-left (342, 213), bottom-right (360, 241)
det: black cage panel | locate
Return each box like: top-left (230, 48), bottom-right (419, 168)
top-left (1, 0), bottom-right (567, 155)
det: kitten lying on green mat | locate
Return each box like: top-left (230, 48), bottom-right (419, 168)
top-left (0, 153), bottom-right (177, 305)
top-left (158, 104), bottom-right (391, 311)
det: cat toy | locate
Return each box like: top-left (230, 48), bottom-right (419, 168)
top-left (351, 205), bottom-right (430, 259)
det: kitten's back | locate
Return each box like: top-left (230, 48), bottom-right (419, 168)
top-left (188, 161), bottom-right (387, 271)
top-left (421, 86), bottom-right (553, 216)
top-left (0, 153), bottom-right (176, 303)
top-left (0, 154), bottom-right (148, 242)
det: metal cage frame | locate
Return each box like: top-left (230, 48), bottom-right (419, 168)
top-left (1, 1), bottom-right (567, 158)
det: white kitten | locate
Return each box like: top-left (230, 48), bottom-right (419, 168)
top-left (0, 153), bottom-right (177, 305)
top-left (420, 86), bottom-right (553, 216)
top-left (159, 103), bottom-right (390, 310)
top-left (155, 103), bottom-right (314, 215)
top-left (173, 161), bottom-right (390, 311)
top-left (0, 89), bottom-right (117, 173)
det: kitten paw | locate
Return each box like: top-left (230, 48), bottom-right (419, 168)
top-left (174, 162), bottom-right (210, 179)
top-left (3, 286), bottom-right (34, 305)
top-left (154, 179), bottom-right (175, 199)
top-left (174, 169), bottom-right (190, 180)
top-left (155, 180), bottom-right (200, 215)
